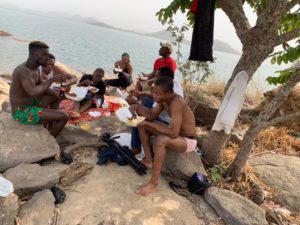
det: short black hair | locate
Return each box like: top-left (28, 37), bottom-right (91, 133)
top-left (48, 53), bottom-right (55, 61)
top-left (157, 67), bottom-right (174, 79)
top-left (122, 52), bottom-right (129, 58)
top-left (94, 68), bottom-right (105, 76)
top-left (28, 41), bottom-right (49, 54)
top-left (154, 77), bottom-right (174, 92)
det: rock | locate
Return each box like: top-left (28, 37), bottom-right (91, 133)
top-left (191, 90), bottom-right (220, 128)
top-left (0, 30), bottom-right (12, 36)
top-left (58, 117), bottom-right (130, 144)
top-left (18, 189), bottom-right (55, 225)
top-left (195, 126), bottom-right (208, 147)
top-left (0, 112), bottom-right (60, 172)
top-left (162, 151), bottom-right (207, 180)
top-left (58, 159), bottom-right (221, 225)
top-left (0, 80), bottom-right (9, 111)
top-left (249, 153), bottom-right (300, 215)
top-left (3, 164), bottom-right (60, 198)
top-left (0, 193), bottom-right (19, 225)
top-left (204, 187), bottom-right (268, 225)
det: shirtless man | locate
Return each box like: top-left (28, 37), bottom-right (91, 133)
top-left (9, 41), bottom-right (69, 137)
top-left (130, 77), bottom-right (197, 196)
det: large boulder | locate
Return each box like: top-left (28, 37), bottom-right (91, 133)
top-left (58, 116), bottom-right (130, 144)
top-left (204, 187), bottom-right (268, 225)
top-left (0, 112), bottom-right (60, 172)
top-left (0, 193), bottom-right (19, 225)
top-left (162, 151), bottom-right (207, 180)
top-left (249, 153), bottom-right (300, 215)
top-left (58, 160), bottom-right (222, 225)
top-left (18, 189), bottom-right (55, 225)
top-left (3, 164), bottom-right (60, 198)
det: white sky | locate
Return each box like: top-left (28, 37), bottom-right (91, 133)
top-left (0, 0), bottom-right (258, 50)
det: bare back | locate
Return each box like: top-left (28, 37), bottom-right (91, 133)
top-left (162, 95), bottom-right (196, 137)
top-left (9, 63), bottom-right (40, 113)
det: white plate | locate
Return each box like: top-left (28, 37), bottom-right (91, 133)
top-left (87, 86), bottom-right (99, 93)
top-left (65, 87), bottom-right (88, 101)
top-left (114, 68), bottom-right (123, 73)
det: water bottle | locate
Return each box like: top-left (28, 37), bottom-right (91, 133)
top-left (0, 176), bottom-right (14, 197)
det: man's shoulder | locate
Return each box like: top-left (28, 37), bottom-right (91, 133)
top-left (13, 63), bottom-right (29, 76)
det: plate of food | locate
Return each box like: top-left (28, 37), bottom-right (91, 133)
top-left (65, 87), bottom-right (88, 101)
top-left (87, 86), bottom-right (99, 93)
top-left (115, 107), bottom-right (145, 127)
top-left (126, 116), bottom-right (145, 127)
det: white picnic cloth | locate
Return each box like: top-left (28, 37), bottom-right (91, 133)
top-left (212, 71), bottom-right (248, 134)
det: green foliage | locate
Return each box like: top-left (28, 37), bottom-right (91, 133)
top-left (266, 67), bottom-right (296, 85)
top-left (208, 164), bottom-right (225, 182)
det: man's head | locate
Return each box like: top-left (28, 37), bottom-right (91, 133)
top-left (93, 68), bottom-right (105, 83)
top-left (156, 66), bottom-right (174, 80)
top-left (42, 53), bottom-right (55, 75)
top-left (121, 53), bottom-right (130, 64)
top-left (28, 41), bottom-right (49, 67)
top-left (159, 42), bottom-right (173, 57)
top-left (152, 77), bottom-right (174, 103)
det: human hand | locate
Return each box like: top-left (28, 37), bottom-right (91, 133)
top-left (129, 104), bottom-right (138, 115)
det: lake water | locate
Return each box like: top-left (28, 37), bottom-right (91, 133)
top-left (0, 7), bottom-right (282, 90)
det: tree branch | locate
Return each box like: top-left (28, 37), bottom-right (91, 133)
top-left (219, 0), bottom-right (251, 44)
top-left (286, 0), bottom-right (300, 11)
top-left (254, 68), bottom-right (300, 125)
top-left (275, 29), bottom-right (300, 46)
top-left (259, 111), bottom-right (300, 130)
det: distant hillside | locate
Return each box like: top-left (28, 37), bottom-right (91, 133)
top-left (146, 30), bottom-right (240, 55)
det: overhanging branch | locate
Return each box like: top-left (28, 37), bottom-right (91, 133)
top-left (260, 111), bottom-right (300, 129)
top-left (219, 0), bottom-right (251, 44)
top-left (275, 29), bottom-right (300, 46)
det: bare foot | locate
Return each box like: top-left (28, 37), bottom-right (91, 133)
top-left (140, 159), bottom-right (152, 169)
top-left (135, 182), bottom-right (157, 196)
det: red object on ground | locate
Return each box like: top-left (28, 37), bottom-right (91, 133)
top-left (108, 102), bottom-right (120, 112)
top-left (190, 0), bottom-right (199, 14)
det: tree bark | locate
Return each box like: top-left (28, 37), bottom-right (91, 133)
top-left (202, 130), bottom-right (230, 166)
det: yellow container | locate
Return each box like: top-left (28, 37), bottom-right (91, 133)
top-left (80, 123), bottom-right (89, 131)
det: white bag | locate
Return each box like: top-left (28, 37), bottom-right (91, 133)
top-left (0, 176), bottom-right (14, 197)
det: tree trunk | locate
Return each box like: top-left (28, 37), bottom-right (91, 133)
top-left (202, 45), bottom-right (271, 166)
top-left (202, 130), bottom-right (230, 166)
top-left (223, 126), bottom-right (259, 180)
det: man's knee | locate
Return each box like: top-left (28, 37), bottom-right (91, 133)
top-left (155, 135), bottom-right (170, 147)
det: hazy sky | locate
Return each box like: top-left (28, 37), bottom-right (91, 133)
top-left (0, 0), bottom-right (257, 50)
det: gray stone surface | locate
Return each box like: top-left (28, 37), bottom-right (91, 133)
top-left (3, 164), bottom-right (59, 198)
top-left (18, 189), bottom-right (55, 225)
top-left (162, 151), bottom-right (207, 180)
top-left (204, 187), bottom-right (268, 225)
top-left (249, 153), bottom-right (300, 215)
top-left (0, 193), bottom-right (19, 225)
top-left (0, 112), bottom-right (60, 172)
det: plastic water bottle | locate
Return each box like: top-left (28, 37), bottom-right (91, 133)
top-left (0, 176), bottom-right (14, 197)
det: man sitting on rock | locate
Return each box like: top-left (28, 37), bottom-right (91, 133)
top-left (130, 77), bottom-right (196, 196)
top-left (9, 41), bottom-right (69, 137)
